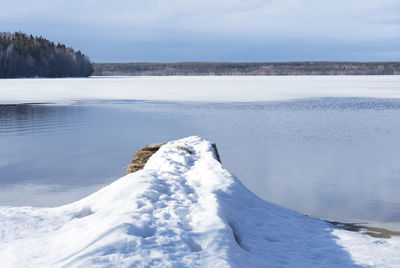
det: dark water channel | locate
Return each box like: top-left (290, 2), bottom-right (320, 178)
top-left (1, 98), bottom-right (399, 230)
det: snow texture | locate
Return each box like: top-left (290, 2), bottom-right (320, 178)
top-left (1, 136), bottom-right (399, 267)
top-left (0, 76), bottom-right (399, 104)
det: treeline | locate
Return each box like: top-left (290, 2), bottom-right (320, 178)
top-left (0, 32), bottom-right (93, 78)
top-left (94, 62), bottom-right (400, 76)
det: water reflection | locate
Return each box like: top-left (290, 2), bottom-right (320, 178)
top-left (0, 104), bottom-right (85, 136)
top-left (0, 98), bottom-right (399, 230)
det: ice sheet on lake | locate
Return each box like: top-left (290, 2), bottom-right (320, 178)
top-left (0, 76), bottom-right (399, 104)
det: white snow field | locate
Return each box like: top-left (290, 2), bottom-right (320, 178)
top-left (0, 76), bottom-right (399, 104)
top-left (0, 137), bottom-right (399, 267)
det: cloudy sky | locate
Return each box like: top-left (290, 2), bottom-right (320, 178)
top-left (1, 0), bottom-right (399, 62)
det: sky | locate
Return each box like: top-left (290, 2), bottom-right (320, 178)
top-left (0, 0), bottom-right (399, 62)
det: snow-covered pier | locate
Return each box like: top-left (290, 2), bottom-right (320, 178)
top-left (0, 137), bottom-right (399, 267)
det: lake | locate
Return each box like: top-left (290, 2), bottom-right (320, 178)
top-left (1, 98), bottom-right (399, 230)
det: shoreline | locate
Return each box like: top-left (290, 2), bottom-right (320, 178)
top-left (92, 62), bottom-right (400, 76)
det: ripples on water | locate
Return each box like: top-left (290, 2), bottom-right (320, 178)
top-left (0, 98), bottom-right (399, 230)
top-left (0, 105), bottom-right (84, 136)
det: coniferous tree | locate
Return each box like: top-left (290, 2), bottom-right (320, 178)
top-left (0, 32), bottom-right (93, 78)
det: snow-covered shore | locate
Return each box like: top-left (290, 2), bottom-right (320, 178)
top-left (1, 137), bottom-right (399, 267)
top-left (0, 76), bottom-right (399, 104)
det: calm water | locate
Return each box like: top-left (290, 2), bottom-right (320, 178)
top-left (1, 98), bottom-right (399, 229)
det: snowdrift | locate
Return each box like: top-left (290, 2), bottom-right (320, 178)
top-left (0, 137), bottom-right (399, 267)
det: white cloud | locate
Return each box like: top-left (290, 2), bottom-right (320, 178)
top-left (0, 0), bottom-right (398, 61)
top-left (1, 0), bottom-right (399, 42)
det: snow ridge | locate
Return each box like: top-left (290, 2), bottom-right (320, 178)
top-left (1, 136), bottom-right (399, 267)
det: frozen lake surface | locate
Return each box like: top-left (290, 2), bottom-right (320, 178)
top-left (0, 76), bottom-right (399, 104)
top-left (1, 98), bottom-right (399, 230)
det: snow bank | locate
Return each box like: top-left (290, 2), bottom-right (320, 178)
top-left (1, 137), bottom-right (399, 267)
top-left (0, 76), bottom-right (399, 104)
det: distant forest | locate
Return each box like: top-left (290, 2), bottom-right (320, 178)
top-left (0, 32), bottom-right (93, 78)
top-left (94, 62), bottom-right (400, 76)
